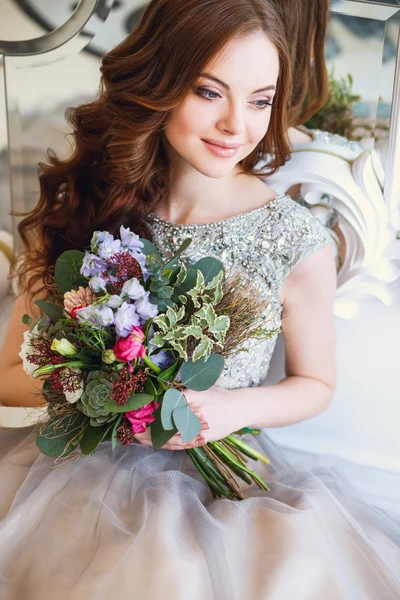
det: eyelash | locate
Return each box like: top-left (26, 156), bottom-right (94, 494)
top-left (196, 87), bottom-right (273, 109)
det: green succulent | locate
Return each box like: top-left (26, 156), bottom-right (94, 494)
top-left (77, 370), bottom-right (118, 428)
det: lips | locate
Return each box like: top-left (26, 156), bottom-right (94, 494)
top-left (201, 139), bottom-right (242, 158)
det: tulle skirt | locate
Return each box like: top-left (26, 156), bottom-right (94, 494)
top-left (0, 425), bottom-right (399, 600)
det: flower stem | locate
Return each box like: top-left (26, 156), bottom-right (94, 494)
top-left (142, 354), bottom-right (161, 374)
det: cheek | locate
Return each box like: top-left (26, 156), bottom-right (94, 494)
top-left (166, 98), bottom-right (211, 142)
top-left (247, 112), bottom-right (272, 146)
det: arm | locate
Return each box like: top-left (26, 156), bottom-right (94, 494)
top-left (245, 243), bottom-right (337, 428)
top-left (0, 292), bottom-right (45, 407)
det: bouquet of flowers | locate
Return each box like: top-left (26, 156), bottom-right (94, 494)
top-left (20, 226), bottom-right (277, 500)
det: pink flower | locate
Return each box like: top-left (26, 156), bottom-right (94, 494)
top-left (113, 326), bottom-right (146, 363)
top-left (125, 401), bottom-right (159, 434)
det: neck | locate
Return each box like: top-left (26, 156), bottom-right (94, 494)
top-left (161, 150), bottom-right (243, 224)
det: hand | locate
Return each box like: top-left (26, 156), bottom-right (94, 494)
top-left (184, 385), bottom-right (246, 443)
top-left (134, 385), bottom-right (246, 451)
top-left (132, 414), bottom-right (210, 450)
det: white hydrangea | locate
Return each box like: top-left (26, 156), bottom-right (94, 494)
top-left (19, 327), bottom-right (41, 378)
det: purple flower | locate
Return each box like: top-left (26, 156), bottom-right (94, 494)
top-left (93, 305), bottom-right (114, 327)
top-left (97, 238), bottom-right (122, 260)
top-left (76, 305), bottom-right (101, 327)
top-left (120, 226), bottom-right (144, 252)
top-left (105, 295), bottom-right (123, 308)
top-left (81, 253), bottom-right (107, 278)
top-left (135, 292), bottom-right (158, 321)
top-left (89, 277), bottom-right (107, 293)
top-left (90, 231), bottom-right (114, 253)
top-left (121, 278), bottom-right (146, 300)
top-left (149, 349), bottom-right (173, 371)
top-left (114, 302), bottom-right (141, 337)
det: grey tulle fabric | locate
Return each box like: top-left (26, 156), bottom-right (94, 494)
top-left (0, 426), bottom-right (399, 599)
top-left (1, 197), bottom-right (399, 599)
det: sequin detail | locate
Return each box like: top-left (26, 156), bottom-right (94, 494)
top-left (146, 194), bottom-right (332, 390)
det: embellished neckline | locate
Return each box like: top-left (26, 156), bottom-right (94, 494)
top-left (146, 193), bottom-right (288, 230)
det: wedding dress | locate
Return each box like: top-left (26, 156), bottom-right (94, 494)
top-left (0, 193), bottom-right (399, 600)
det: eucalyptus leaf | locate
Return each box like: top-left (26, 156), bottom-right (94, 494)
top-left (161, 388), bottom-right (186, 430)
top-left (22, 314), bottom-right (32, 326)
top-left (54, 250), bottom-right (87, 293)
top-left (191, 257), bottom-right (224, 284)
top-left (80, 422), bottom-right (114, 455)
top-left (34, 300), bottom-right (64, 324)
top-left (104, 393), bottom-right (154, 413)
top-left (172, 406), bottom-right (201, 443)
top-left (151, 406), bottom-right (178, 449)
top-left (140, 239), bottom-right (161, 257)
top-left (181, 354), bottom-right (224, 391)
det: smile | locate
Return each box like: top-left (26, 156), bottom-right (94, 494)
top-left (201, 139), bottom-right (242, 158)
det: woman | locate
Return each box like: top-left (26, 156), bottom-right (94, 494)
top-left (0, 1), bottom-right (398, 598)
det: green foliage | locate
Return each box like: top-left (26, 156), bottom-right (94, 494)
top-left (180, 354), bottom-right (224, 391)
top-left (306, 71), bottom-right (361, 139)
top-left (151, 405), bottom-right (178, 449)
top-left (54, 250), bottom-right (88, 293)
top-left (34, 300), bottom-right (64, 324)
top-left (104, 392), bottom-right (154, 413)
top-left (151, 264), bottom-right (229, 363)
top-left (161, 388), bottom-right (186, 430)
top-left (172, 405), bottom-right (202, 443)
top-left (36, 411), bottom-right (87, 458)
top-left (80, 421), bottom-right (115, 455)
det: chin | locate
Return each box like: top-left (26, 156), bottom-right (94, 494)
top-left (190, 159), bottom-right (237, 179)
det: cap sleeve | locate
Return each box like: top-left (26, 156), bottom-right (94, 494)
top-left (259, 196), bottom-right (333, 281)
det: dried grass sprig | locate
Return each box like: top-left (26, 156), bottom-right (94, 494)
top-left (215, 274), bottom-right (279, 357)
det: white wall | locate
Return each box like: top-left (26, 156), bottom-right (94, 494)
top-left (265, 286), bottom-right (400, 473)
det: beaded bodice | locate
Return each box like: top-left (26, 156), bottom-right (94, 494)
top-left (146, 194), bottom-right (332, 389)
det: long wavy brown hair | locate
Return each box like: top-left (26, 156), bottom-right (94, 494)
top-left (15, 0), bottom-right (292, 298)
top-left (273, 0), bottom-right (330, 126)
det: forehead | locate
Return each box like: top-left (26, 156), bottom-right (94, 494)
top-left (203, 32), bottom-right (279, 90)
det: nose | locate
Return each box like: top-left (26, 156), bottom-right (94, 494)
top-left (217, 100), bottom-right (244, 136)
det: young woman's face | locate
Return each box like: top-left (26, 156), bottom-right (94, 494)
top-left (164, 32), bottom-right (279, 179)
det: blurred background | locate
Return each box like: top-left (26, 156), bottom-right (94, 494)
top-left (0, 0), bottom-right (399, 516)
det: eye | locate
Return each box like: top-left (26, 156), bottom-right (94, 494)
top-left (196, 87), bottom-right (222, 100)
top-left (252, 99), bottom-right (274, 110)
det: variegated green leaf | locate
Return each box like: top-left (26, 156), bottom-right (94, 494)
top-left (174, 264), bottom-right (187, 287)
top-left (209, 315), bottom-right (230, 335)
top-left (170, 339), bottom-right (188, 361)
top-left (205, 269), bottom-right (224, 290)
top-left (192, 336), bottom-right (213, 362)
top-left (166, 307), bottom-right (177, 328)
top-left (153, 314), bottom-right (169, 333)
top-left (185, 325), bottom-right (203, 339)
top-left (176, 305), bottom-right (186, 322)
top-left (150, 332), bottom-right (165, 347)
top-left (212, 281), bottom-right (223, 305)
top-left (178, 295), bottom-right (187, 304)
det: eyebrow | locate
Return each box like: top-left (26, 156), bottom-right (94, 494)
top-left (199, 73), bottom-right (276, 94)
